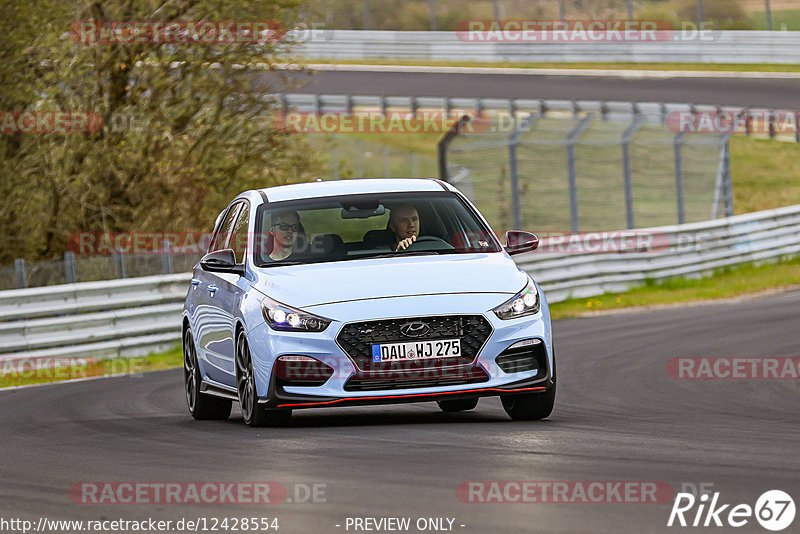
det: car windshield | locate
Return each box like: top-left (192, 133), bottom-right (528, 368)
top-left (253, 191), bottom-right (502, 267)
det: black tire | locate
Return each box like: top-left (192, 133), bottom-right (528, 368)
top-left (501, 385), bottom-right (556, 421)
top-left (236, 331), bottom-right (292, 427)
top-left (501, 348), bottom-right (557, 421)
top-left (437, 397), bottom-right (479, 412)
top-left (184, 327), bottom-right (232, 420)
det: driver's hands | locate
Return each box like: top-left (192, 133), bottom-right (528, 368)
top-left (395, 235), bottom-right (416, 251)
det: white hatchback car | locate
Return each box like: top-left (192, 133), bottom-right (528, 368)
top-left (183, 178), bottom-right (555, 426)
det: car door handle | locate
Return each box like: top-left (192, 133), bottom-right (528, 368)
top-left (207, 284), bottom-right (218, 297)
top-left (191, 278), bottom-right (201, 286)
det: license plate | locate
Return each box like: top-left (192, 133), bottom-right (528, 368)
top-left (371, 339), bottom-right (461, 363)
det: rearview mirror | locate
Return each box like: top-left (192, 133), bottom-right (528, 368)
top-left (504, 231), bottom-right (539, 255)
top-left (200, 249), bottom-right (245, 275)
top-left (341, 204), bottom-right (386, 219)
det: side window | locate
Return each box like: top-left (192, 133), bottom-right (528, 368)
top-left (209, 203), bottom-right (242, 252)
top-left (230, 203), bottom-right (250, 264)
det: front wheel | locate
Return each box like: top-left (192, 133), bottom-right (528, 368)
top-left (501, 385), bottom-right (556, 421)
top-left (236, 332), bottom-right (292, 427)
top-left (501, 348), bottom-right (557, 421)
top-left (184, 327), bottom-right (232, 420)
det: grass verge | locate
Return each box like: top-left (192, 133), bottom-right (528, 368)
top-left (548, 255), bottom-right (800, 319)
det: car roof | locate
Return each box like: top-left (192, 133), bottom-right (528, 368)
top-left (257, 178), bottom-right (453, 203)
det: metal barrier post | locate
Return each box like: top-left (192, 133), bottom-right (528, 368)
top-left (161, 241), bottom-right (174, 275)
top-left (64, 251), bottom-right (77, 284)
top-left (14, 258), bottom-right (26, 289)
top-left (114, 249), bottom-right (127, 279)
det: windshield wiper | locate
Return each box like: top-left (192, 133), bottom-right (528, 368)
top-left (352, 251), bottom-right (440, 260)
top-left (259, 260), bottom-right (308, 267)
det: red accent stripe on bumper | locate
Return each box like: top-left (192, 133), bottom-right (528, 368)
top-left (276, 386), bottom-right (547, 408)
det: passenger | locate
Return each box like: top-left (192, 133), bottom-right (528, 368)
top-left (388, 205), bottom-right (420, 251)
top-left (266, 210), bottom-right (302, 261)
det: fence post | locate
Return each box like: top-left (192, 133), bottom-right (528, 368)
top-left (436, 115), bottom-right (472, 181)
top-left (361, 0), bottom-right (371, 29)
top-left (114, 249), bottom-right (126, 279)
top-left (621, 116), bottom-right (643, 229)
top-left (765, 0), bottom-right (773, 30)
top-left (382, 145), bottom-right (390, 177)
top-left (14, 258), bottom-right (26, 289)
top-left (722, 138), bottom-right (734, 217)
top-left (356, 139), bottom-right (365, 177)
top-left (508, 130), bottom-right (522, 231)
top-left (64, 251), bottom-right (77, 284)
top-left (673, 133), bottom-right (686, 225)
top-left (332, 143), bottom-right (340, 179)
top-left (796, 112), bottom-right (800, 143)
top-left (566, 115), bottom-right (594, 234)
top-left (768, 110), bottom-right (777, 139)
top-left (507, 115), bottom-right (536, 231)
top-left (695, 0), bottom-right (704, 29)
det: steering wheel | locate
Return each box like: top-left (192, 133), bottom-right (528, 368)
top-left (399, 235), bottom-right (454, 252)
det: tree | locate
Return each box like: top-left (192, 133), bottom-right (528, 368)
top-left (0, 0), bottom-right (318, 264)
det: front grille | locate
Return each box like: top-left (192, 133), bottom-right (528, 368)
top-left (336, 315), bottom-right (493, 374)
top-left (344, 366), bottom-right (489, 392)
top-left (495, 340), bottom-right (546, 374)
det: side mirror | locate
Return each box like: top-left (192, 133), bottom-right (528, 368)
top-left (200, 249), bottom-right (245, 275)
top-left (504, 230), bottom-right (539, 255)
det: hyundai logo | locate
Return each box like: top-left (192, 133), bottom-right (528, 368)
top-left (399, 321), bottom-right (430, 338)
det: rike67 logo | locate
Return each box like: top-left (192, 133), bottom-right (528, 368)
top-left (668, 490), bottom-right (795, 531)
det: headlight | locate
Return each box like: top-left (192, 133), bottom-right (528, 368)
top-left (262, 296), bottom-right (331, 332)
top-left (492, 276), bottom-right (540, 320)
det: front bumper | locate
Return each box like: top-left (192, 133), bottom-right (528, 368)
top-left (245, 292), bottom-right (554, 409)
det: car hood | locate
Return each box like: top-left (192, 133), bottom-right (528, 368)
top-left (249, 253), bottom-right (526, 308)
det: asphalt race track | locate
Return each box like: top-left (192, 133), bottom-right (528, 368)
top-left (2, 290), bottom-right (798, 533)
top-left (271, 68), bottom-right (800, 109)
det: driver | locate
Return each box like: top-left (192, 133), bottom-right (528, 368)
top-left (388, 205), bottom-right (419, 251)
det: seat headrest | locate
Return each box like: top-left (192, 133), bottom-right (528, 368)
top-left (311, 234), bottom-right (344, 255)
top-left (363, 229), bottom-right (395, 246)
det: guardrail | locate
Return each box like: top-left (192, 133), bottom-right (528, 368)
top-left (295, 30), bottom-right (800, 65)
top-left (0, 204), bottom-right (798, 366)
top-left (0, 274), bottom-right (189, 363)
